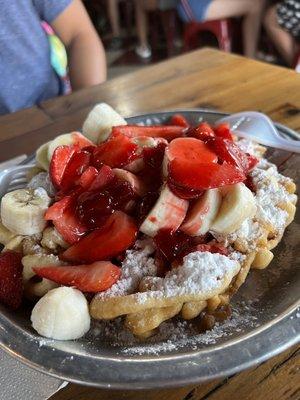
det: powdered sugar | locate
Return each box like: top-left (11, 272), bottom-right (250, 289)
top-left (236, 138), bottom-right (265, 157)
top-left (135, 251), bottom-right (240, 303)
top-left (88, 301), bottom-right (260, 355)
top-left (250, 160), bottom-right (296, 233)
top-left (95, 239), bottom-right (157, 299)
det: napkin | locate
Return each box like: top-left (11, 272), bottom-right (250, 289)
top-left (0, 349), bottom-right (66, 400)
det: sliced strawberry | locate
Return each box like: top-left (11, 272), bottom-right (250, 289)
top-left (169, 114), bottom-right (190, 128)
top-left (45, 196), bottom-right (87, 244)
top-left (166, 137), bottom-right (218, 164)
top-left (112, 125), bottom-right (187, 141)
top-left (62, 211), bottom-right (138, 263)
top-left (214, 123), bottom-right (233, 140)
top-left (187, 122), bottom-right (215, 141)
top-left (169, 159), bottom-right (245, 191)
top-left (60, 150), bottom-right (91, 192)
top-left (33, 261), bottom-right (121, 293)
top-left (50, 145), bottom-right (77, 189)
top-left (167, 181), bottom-right (204, 199)
top-left (78, 166), bottom-right (99, 189)
top-left (92, 133), bottom-right (138, 169)
top-left (0, 251), bottom-right (23, 309)
top-left (154, 229), bottom-right (194, 263)
top-left (89, 165), bottom-right (115, 191)
top-left (207, 137), bottom-right (258, 174)
top-left (247, 153), bottom-right (259, 171)
top-left (71, 132), bottom-right (95, 148)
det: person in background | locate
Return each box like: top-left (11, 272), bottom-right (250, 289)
top-left (0, 0), bottom-right (106, 115)
top-left (135, 0), bottom-right (178, 59)
top-left (177, 0), bottom-right (267, 59)
top-left (264, 0), bottom-right (300, 67)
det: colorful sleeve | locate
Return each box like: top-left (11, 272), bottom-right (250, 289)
top-left (33, 0), bottom-right (73, 23)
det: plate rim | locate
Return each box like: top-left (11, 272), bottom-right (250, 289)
top-left (0, 108), bottom-right (299, 389)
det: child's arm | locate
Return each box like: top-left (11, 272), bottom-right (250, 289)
top-left (51, 0), bottom-right (107, 90)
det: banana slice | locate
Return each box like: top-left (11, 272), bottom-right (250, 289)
top-left (211, 183), bottom-right (256, 235)
top-left (31, 287), bottom-right (91, 340)
top-left (3, 235), bottom-right (24, 252)
top-left (47, 133), bottom-right (78, 162)
top-left (22, 253), bottom-right (62, 298)
top-left (36, 142), bottom-right (51, 171)
top-left (41, 226), bottom-right (69, 252)
top-left (22, 253), bottom-right (62, 282)
top-left (82, 103), bottom-right (127, 144)
top-left (140, 184), bottom-right (189, 237)
top-left (1, 188), bottom-right (51, 235)
top-left (0, 219), bottom-right (16, 245)
top-left (181, 189), bottom-right (222, 236)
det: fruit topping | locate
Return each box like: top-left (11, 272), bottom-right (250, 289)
top-left (213, 123), bottom-right (233, 140)
top-left (50, 145), bottom-right (77, 189)
top-left (45, 196), bottom-right (87, 244)
top-left (168, 160), bottom-right (245, 191)
top-left (62, 211), bottom-right (138, 263)
top-left (154, 229), bottom-right (194, 263)
top-left (112, 125), bottom-right (187, 141)
top-left (0, 251), bottom-right (23, 309)
top-left (207, 137), bottom-right (258, 174)
top-left (180, 189), bottom-right (222, 236)
top-left (34, 261), bottom-right (121, 292)
top-left (60, 149), bottom-right (91, 192)
top-left (187, 122), bottom-right (215, 141)
top-left (169, 114), bottom-right (190, 127)
top-left (139, 184), bottom-right (188, 237)
top-left (92, 133), bottom-right (138, 168)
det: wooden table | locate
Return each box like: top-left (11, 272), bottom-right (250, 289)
top-left (0, 48), bottom-right (299, 399)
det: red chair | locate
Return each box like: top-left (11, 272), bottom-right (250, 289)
top-left (184, 19), bottom-right (232, 52)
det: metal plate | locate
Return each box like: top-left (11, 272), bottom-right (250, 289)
top-left (0, 110), bottom-right (299, 389)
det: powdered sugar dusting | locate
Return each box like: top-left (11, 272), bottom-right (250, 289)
top-left (95, 239), bottom-right (157, 299)
top-left (135, 251), bottom-right (240, 303)
top-left (88, 301), bottom-right (260, 355)
top-left (251, 159), bottom-right (296, 233)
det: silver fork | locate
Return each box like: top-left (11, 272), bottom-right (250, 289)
top-left (0, 164), bottom-right (35, 198)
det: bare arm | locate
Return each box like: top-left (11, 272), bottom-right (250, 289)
top-left (51, 0), bottom-right (107, 90)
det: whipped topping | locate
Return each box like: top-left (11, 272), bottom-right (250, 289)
top-left (135, 251), bottom-right (240, 303)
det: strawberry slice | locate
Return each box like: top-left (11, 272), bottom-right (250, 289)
top-left (187, 122), bottom-right (215, 141)
top-left (50, 145), bottom-right (77, 189)
top-left (92, 133), bottom-right (138, 169)
top-left (166, 137), bottom-right (218, 164)
top-left (89, 165), bottom-right (115, 191)
top-left (45, 196), bottom-right (87, 244)
top-left (207, 137), bottom-right (258, 174)
top-left (62, 211), bottom-right (138, 263)
top-left (60, 150), bottom-right (91, 192)
top-left (169, 159), bottom-right (245, 191)
top-left (112, 125), bottom-right (187, 141)
top-left (33, 261), bottom-right (121, 292)
top-left (214, 123), bottom-right (233, 140)
top-left (71, 132), bottom-right (94, 148)
top-left (78, 166), bottom-right (99, 189)
top-left (0, 251), bottom-right (23, 309)
top-left (169, 114), bottom-right (190, 127)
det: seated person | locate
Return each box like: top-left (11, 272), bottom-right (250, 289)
top-left (264, 0), bottom-right (300, 67)
top-left (177, 0), bottom-right (267, 58)
top-left (0, 0), bottom-right (106, 115)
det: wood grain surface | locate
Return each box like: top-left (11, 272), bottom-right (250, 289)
top-left (0, 48), bottom-right (299, 399)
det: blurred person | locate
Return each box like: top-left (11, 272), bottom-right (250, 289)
top-left (0, 0), bottom-right (106, 115)
top-left (107, 0), bottom-right (123, 49)
top-left (134, 0), bottom-right (178, 58)
top-left (177, 0), bottom-right (267, 58)
top-left (264, 0), bottom-right (300, 66)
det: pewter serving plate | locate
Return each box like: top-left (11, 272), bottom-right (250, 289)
top-left (0, 110), bottom-right (299, 389)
